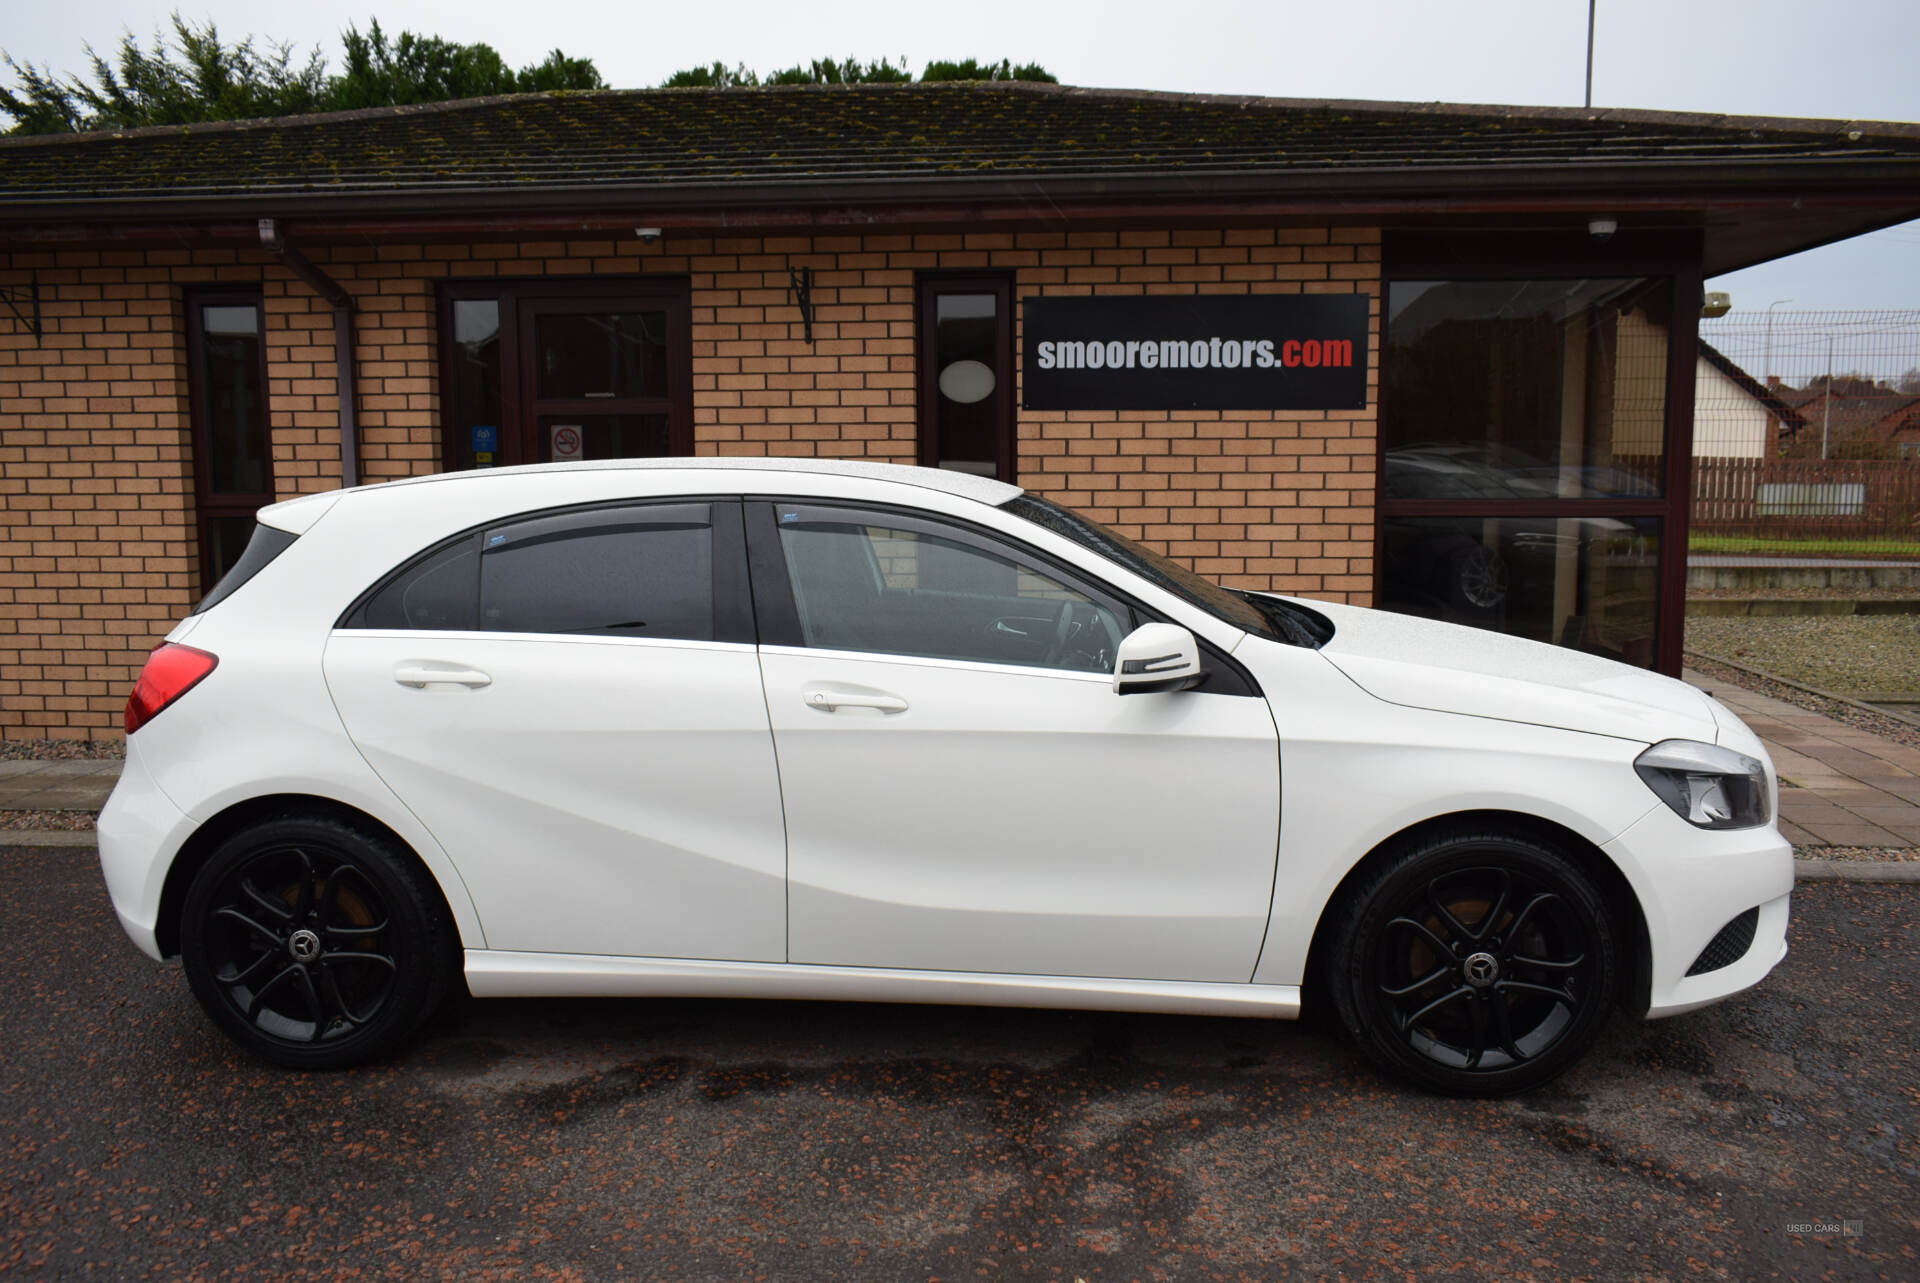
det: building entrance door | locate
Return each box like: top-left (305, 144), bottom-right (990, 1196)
top-left (440, 279), bottom-right (693, 472)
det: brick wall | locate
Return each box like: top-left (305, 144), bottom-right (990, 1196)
top-left (0, 225), bottom-right (1379, 740)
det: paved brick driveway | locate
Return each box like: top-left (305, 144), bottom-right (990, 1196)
top-left (1689, 673), bottom-right (1920, 847)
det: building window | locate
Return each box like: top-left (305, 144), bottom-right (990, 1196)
top-left (185, 289), bottom-right (274, 593)
top-left (1379, 265), bottom-right (1688, 671)
top-left (437, 279), bottom-right (692, 471)
top-left (917, 274), bottom-right (1015, 481)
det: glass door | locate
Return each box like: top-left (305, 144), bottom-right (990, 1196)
top-left (1378, 248), bottom-right (1699, 674)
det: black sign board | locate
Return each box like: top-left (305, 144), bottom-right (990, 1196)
top-left (1022, 294), bottom-right (1370, 411)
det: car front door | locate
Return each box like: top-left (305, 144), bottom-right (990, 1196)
top-left (323, 499), bottom-right (787, 962)
top-left (749, 501), bottom-right (1281, 983)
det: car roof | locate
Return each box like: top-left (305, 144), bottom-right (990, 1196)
top-left (364, 456), bottom-right (1024, 506)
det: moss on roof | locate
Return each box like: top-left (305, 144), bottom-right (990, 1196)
top-left (1, 81), bottom-right (1915, 208)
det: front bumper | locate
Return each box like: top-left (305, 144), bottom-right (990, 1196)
top-left (1603, 804), bottom-right (1794, 1018)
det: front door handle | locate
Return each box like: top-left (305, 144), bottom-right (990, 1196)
top-left (803, 687), bottom-right (908, 714)
top-left (394, 662), bottom-right (493, 689)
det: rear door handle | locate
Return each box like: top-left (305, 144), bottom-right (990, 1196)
top-left (393, 662), bottom-right (493, 689)
top-left (803, 687), bottom-right (908, 714)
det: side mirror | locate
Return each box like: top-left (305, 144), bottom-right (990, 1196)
top-left (1113, 623), bottom-right (1206, 695)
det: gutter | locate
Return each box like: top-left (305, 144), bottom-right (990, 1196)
top-left (8, 156), bottom-right (1920, 227)
top-left (256, 218), bottom-right (358, 487)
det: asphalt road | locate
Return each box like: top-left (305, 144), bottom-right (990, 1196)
top-left (4, 845), bottom-right (1915, 1281)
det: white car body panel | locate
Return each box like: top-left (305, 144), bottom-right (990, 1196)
top-left (95, 457), bottom-right (1794, 1044)
top-left (323, 633), bottom-right (788, 961)
top-left (466, 950), bottom-right (1301, 1019)
top-left (1309, 599), bottom-right (1721, 745)
top-left (759, 645), bottom-right (1280, 982)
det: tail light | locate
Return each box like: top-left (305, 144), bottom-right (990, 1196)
top-left (125, 644), bottom-right (219, 735)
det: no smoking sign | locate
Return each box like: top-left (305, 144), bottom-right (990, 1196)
top-left (549, 423), bottom-right (584, 461)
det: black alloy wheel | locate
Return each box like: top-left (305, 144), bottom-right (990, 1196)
top-left (180, 815), bottom-right (456, 1069)
top-left (1328, 829), bottom-right (1619, 1095)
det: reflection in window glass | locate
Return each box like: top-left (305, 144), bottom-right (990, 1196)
top-left (1380, 515), bottom-right (1661, 666)
top-left (1383, 279), bottom-right (1669, 499)
top-left (534, 311), bottom-right (670, 400)
top-left (197, 301), bottom-right (270, 496)
top-left (449, 299), bottom-right (502, 470)
top-left (777, 515), bottom-right (1123, 672)
top-left (358, 541), bottom-right (480, 631)
top-left (480, 521), bottom-right (713, 640)
top-left (929, 291), bottom-right (1003, 478)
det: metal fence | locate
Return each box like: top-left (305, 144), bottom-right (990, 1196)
top-left (1691, 310), bottom-right (1920, 554)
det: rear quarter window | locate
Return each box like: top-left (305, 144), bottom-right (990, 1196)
top-left (191, 523), bottom-right (298, 615)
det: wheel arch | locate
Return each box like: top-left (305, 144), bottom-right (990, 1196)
top-left (1300, 808), bottom-right (1652, 1019)
top-left (154, 793), bottom-right (461, 960)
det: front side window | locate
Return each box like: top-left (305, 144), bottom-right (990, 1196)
top-left (348, 504), bottom-right (716, 642)
top-left (773, 506), bottom-right (1125, 673)
top-left (1003, 493), bottom-right (1295, 643)
top-left (186, 290), bottom-right (274, 592)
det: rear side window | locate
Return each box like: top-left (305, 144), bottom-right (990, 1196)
top-left (191, 522), bottom-right (298, 615)
top-left (355, 540), bottom-right (478, 631)
top-left (346, 502), bottom-right (717, 641)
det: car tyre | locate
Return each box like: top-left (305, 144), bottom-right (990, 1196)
top-left (180, 814), bottom-right (458, 1069)
top-left (1327, 828), bottom-right (1618, 1096)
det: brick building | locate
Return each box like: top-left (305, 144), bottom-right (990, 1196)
top-left (4, 83), bottom-right (1920, 740)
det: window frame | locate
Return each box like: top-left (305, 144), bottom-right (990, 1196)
top-left (1377, 230), bottom-right (1704, 675)
top-left (337, 497), bottom-right (754, 645)
top-left (916, 272), bottom-right (1018, 483)
top-left (435, 277), bottom-right (694, 472)
top-left (184, 286), bottom-right (275, 595)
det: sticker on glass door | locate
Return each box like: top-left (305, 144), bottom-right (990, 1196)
top-left (550, 424), bottom-right (583, 461)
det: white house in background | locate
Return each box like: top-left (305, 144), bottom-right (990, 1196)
top-left (1693, 341), bottom-right (1805, 458)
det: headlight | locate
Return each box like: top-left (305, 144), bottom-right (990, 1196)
top-left (1633, 740), bottom-right (1771, 830)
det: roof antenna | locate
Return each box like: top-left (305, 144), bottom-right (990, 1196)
top-left (1585, 0), bottom-right (1597, 109)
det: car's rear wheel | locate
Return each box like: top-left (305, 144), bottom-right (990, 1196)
top-left (1327, 828), bottom-right (1619, 1095)
top-left (179, 815), bottom-right (457, 1069)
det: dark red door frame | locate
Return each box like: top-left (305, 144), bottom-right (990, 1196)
top-left (182, 286), bottom-right (274, 594)
top-left (435, 276), bottom-right (693, 471)
top-left (915, 272), bottom-right (1017, 483)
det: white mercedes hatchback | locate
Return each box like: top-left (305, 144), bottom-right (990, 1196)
top-left (99, 459), bottom-right (1791, 1094)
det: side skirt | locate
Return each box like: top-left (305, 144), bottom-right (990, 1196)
top-left (465, 951), bottom-right (1302, 1020)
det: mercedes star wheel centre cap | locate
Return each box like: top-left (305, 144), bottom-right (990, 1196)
top-left (1462, 951), bottom-right (1500, 988)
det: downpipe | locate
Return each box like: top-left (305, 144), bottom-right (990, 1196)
top-left (257, 219), bottom-right (360, 488)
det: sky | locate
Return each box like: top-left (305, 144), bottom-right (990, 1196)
top-left (5, 0), bottom-right (1918, 312)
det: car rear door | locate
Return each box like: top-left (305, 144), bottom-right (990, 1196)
top-left (748, 500), bottom-right (1282, 983)
top-left (322, 499), bottom-right (787, 961)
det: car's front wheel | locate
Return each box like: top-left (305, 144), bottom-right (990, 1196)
top-left (1327, 828), bottom-right (1619, 1095)
top-left (179, 814), bottom-right (457, 1069)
